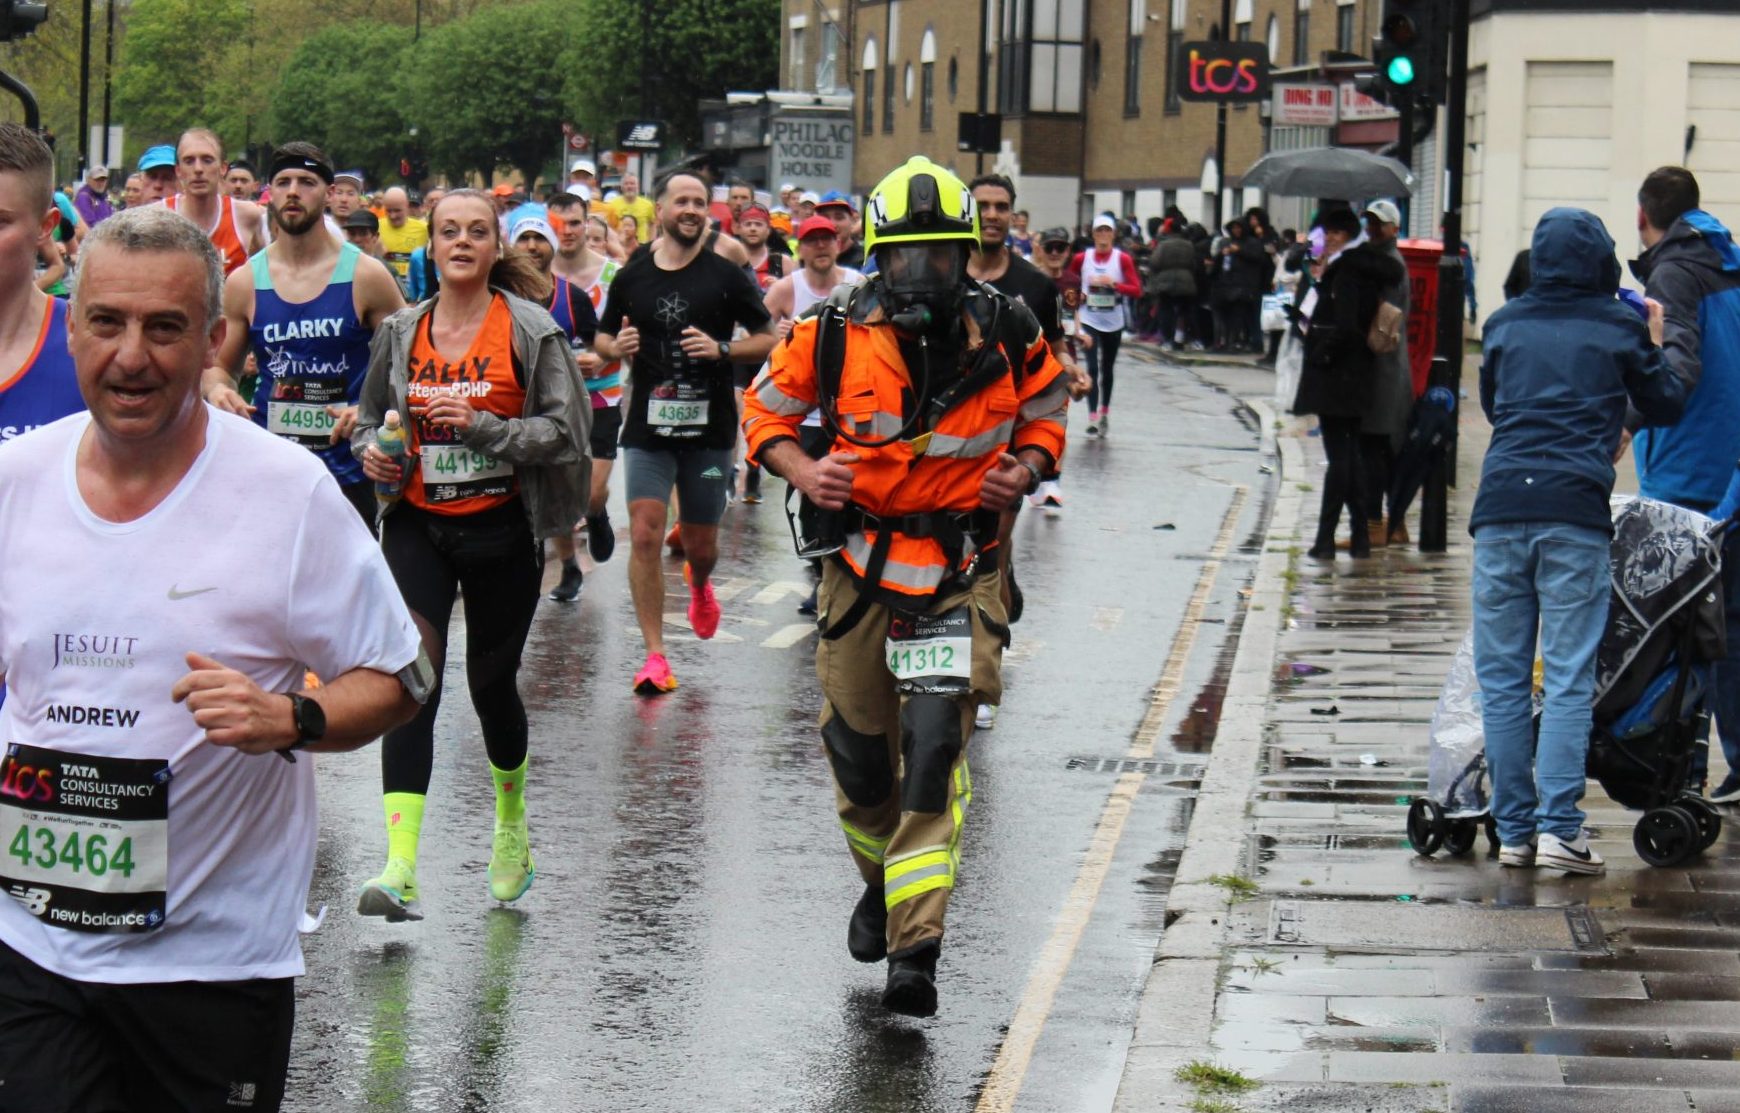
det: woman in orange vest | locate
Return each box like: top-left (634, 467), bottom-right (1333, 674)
top-left (350, 189), bottom-right (590, 923)
top-left (743, 157), bottom-right (1069, 1017)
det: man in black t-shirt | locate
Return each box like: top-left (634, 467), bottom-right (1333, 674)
top-left (595, 172), bottom-right (776, 695)
top-left (965, 174), bottom-right (1082, 731)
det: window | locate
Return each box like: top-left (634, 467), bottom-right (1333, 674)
top-left (948, 57), bottom-right (959, 102)
top-left (819, 24), bottom-right (841, 93)
top-left (1235, 0), bottom-right (1252, 41)
top-left (1292, 6), bottom-right (1310, 66)
top-left (883, 63), bottom-right (895, 131)
top-left (791, 27), bottom-right (807, 92)
top-left (1125, 35), bottom-right (1143, 115)
top-left (1024, 0), bottom-right (1085, 113)
top-left (1266, 14), bottom-right (1279, 63)
top-left (920, 30), bottom-right (937, 130)
top-left (1336, 3), bottom-right (1354, 52)
top-left (1124, 0), bottom-right (1144, 117)
top-left (1164, 0), bottom-right (1185, 113)
top-left (1090, 39), bottom-right (1102, 89)
top-left (861, 37), bottom-right (878, 134)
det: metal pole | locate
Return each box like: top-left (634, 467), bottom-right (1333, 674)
top-left (977, 0), bottom-right (991, 174)
top-left (1419, 0), bottom-right (1468, 553)
top-left (0, 70), bottom-right (41, 130)
top-left (1393, 95), bottom-right (1414, 228)
top-left (77, 0), bottom-right (92, 177)
top-left (1212, 0), bottom-right (1231, 229)
top-left (100, 0), bottom-right (115, 168)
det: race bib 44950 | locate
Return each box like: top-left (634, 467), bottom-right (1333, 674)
top-left (1, 743), bottom-right (171, 934)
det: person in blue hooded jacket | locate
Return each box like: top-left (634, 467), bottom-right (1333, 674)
top-left (1626, 167), bottom-right (1740, 801)
top-left (1472, 206), bottom-right (1683, 876)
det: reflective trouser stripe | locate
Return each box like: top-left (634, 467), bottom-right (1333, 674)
top-left (841, 819), bottom-right (891, 864)
top-left (884, 759), bottom-right (973, 911)
top-left (884, 849), bottom-right (954, 909)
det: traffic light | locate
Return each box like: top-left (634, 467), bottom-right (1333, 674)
top-left (0, 1), bottom-right (48, 42)
top-left (1374, 0), bottom-right (1446, 105)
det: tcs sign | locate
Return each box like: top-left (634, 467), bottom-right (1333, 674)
top-left (1176, 41), bottom-right (1271, 104)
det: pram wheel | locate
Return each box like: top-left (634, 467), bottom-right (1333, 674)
top-left (1635, 805), bottom-right (1700, 867)
top-left (1407, 797), bottom-right (1445, 856)
top-left (1442, 819), bottom-right (1480, 857)
top-left (1679, 796), bottom-right (1723, 851)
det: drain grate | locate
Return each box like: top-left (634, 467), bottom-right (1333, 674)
top-left (1066, 757), bottom-right (1205, 778)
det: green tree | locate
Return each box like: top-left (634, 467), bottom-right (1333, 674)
top-left (401, 2), bottom-right (567, 188)
top-left (562, 0), bottom-right (779, 148)
top-left (269, 22), bottom-right (414, 186)
top-left (0, 1), bottom-right (125, 183)
top-left (111, 0), bottom-right (251, 156)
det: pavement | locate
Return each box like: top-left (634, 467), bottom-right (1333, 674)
top-left (1114, 343), bottom-right (1740, 1113)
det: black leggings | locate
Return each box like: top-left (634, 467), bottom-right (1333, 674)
top-left (1314, 415), bottom-right (1368, 553)
top-left (1084, 325), bottom-right (1122, 412)
top-left (380, 500), bottom-right (543, 795)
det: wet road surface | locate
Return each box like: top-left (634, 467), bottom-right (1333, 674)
top-left (287, 347), bottom-right (1274, 1112)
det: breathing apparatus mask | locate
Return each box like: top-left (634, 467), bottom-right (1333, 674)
top-left (877, 241), bottom-right (968, 336)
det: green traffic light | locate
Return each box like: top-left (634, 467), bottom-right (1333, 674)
top-left (1387, 54), bottom-right (1417, 86)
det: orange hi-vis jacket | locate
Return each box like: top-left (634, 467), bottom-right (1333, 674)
top-left (744, 283), bottom-right (1069, 603)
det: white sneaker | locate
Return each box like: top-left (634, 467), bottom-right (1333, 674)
top-left (975, 704), bottom-right (997, 730)
top-left (1498, 842), bottom-right (1536, 868)
top-left (1036, 480), bottom-right (1063, 509)
top-left (1536, 831), bottom-right (1605, 875)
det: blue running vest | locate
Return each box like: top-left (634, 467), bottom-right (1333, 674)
top-left (0, 297), bottom-right (82, 446)
top-left (247, 244), bottom-right (372, 486)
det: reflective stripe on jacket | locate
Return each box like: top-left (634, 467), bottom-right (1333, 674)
top-left (744, 288), bottom-right (1068, 601)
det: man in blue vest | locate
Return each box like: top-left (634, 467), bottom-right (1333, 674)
top-left (0, 124), bottom-right (81, 447)
top-left (1625, 167), bottom-right (1740, 799)
top-left (201, 142), bottom-right (406, 526)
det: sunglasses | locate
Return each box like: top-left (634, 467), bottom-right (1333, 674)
top-left (1041, 242), bottom-right (1069, 251)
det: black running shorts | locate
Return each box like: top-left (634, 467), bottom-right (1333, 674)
top-left (0, 940), bottom-right (295, 1113)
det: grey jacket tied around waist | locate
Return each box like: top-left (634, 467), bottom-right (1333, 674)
top-left (351, 289), bottom-right (593, 540)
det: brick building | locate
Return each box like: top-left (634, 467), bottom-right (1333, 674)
top-left (776, 0), bottom-right (1388, 233)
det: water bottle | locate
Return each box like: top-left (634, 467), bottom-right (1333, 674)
top-left (375, 409), bottom-right (408, 503)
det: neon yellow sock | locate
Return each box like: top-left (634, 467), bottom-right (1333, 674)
top-left (383, 792), bottom-right (425, 867)
top-left (491, 759), bottom-right (527, 822)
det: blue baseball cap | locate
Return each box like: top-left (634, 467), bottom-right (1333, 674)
top-left (816, 190), bottom-right (856, 213)
top-left (137, 145), bottom-right (175, 172)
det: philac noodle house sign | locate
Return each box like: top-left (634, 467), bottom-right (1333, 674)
top-left (1176, 41), bottom-right (1272, 103)
top-left (770, 112), bottom-right (854, 198)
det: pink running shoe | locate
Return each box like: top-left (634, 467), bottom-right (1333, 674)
top-left (686, 564), bottom-right (721, 639)
top-left (633, 652), bottom-right (678, 695)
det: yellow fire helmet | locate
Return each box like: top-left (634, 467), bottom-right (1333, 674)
top-left (862, 156), bottom-right (979, 257)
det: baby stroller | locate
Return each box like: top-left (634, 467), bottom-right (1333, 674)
top-left (1408, 479), bottom-right (1740, 867)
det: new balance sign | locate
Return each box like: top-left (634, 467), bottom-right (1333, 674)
top-left (616, 121), bottom-right (664, 151)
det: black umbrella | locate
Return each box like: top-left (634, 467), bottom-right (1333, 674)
top-left (1242, 147), bottom-right (1415, 200)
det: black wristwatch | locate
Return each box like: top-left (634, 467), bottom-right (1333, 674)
top-left (1018, 459), bottom-right (1044, 494)
top-left (285, 693), bottom-right (326, 751)
top-left (718, 340), bottom-right (733, 360)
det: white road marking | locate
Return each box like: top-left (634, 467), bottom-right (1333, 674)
top-left (749, 580), bottom-right (814, 606)
top-left (761, 623), bottom-right (817, 650)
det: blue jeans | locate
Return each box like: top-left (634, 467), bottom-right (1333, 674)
top-left (1472, 521), bottom-right (1611, 847)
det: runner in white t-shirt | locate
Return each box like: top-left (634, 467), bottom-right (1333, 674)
top-left (0, 207), bottom-right (429, 1113)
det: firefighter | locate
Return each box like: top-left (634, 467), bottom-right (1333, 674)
top-left (742, 156), bottom-right (1069, 1017)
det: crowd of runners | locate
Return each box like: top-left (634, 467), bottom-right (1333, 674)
top-left (0, 120), bottom-right (1116, 1105)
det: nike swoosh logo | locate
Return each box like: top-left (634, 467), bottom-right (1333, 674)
top-left (168, 586), bottom-right (218, 601)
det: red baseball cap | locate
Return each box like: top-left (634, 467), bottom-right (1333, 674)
top-left (797, 215), bottom-right (839, 240)
top-left (739, 205), bottom-right (771, 224)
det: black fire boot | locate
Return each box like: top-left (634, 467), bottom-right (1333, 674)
top-left (882, 939), bottom-right (940, 1018)
top-left (847, 884), bottom-right (887, 963)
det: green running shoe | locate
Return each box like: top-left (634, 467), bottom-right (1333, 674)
top-left (357, 857), bottom-right (423, 922)
top-left (488, 818), bottom-right (535, 903)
